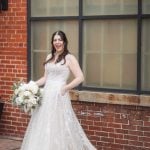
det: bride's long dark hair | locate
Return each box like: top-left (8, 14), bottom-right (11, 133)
top-left (43, 30), bottom-right (70, 65)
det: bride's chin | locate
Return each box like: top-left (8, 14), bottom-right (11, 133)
top-left (55, 50), bottom-right (64, 54)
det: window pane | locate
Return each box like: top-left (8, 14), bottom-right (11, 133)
top-left (83, 0), bottom-right (137, 15)
top-left (31, 22), bottom-right (49, 51)
top-left (32, 52), bottom-right (47, 80)
top-left (143, 0), bottom-right (150, 14)
top-left (122, 54), bottom-right (137, 89)
top-left (31, 0), bottom-right (78, 17)
top-left (31, 20), bottom-right (78, 80)
top-left (83, 54), bottom-right (101, 87)
top-left (83, 20), bottom-right (137, 89)
top-left (103, 54), bottom-right (121, 88)
top-left (141, 20), bottom-right (150, 90)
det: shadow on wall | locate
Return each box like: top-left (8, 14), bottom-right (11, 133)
top-left (0, 0), bottom-right (8, 11)
top-left (0, 101), bottom-right (4, 120)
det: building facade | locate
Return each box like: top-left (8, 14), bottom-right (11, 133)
top-left (0, 0), bottom-right (150, 149)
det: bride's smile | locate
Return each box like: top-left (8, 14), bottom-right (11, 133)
top-left (53, 34), bottom-right (64, 53)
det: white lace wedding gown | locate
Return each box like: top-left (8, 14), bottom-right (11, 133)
top-left (21, 60), bottom-right (97, 150)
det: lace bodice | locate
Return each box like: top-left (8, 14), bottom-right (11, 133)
top-left (45, 61), bottom-right (70, 85)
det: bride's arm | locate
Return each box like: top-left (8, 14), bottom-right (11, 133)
top-left (61, 54), bottom-right (84, 95)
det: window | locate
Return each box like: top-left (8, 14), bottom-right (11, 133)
top-left (28, 0), bottom-right (150, 94)
top-left (141, 0), bottom-right (150, 92)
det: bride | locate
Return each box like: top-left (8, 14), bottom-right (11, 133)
top-left (21, 30), bottom-right (97, 150)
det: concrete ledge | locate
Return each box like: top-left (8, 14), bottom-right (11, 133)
top-left (69, 90), bottom-right (150, 107)
top-left (0, 135), bottom-right (22, 141)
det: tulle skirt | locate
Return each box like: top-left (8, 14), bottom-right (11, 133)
top-left (21, 82), bottom-right (97, 150)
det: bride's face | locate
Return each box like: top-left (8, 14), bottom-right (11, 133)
top-left (53, 34), bottom-right (64, 53)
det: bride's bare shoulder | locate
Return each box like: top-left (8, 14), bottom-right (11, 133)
top-left (46, 53), bottom-right (52, 61)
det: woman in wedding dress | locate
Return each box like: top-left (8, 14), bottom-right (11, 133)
top-left (21, 30), bottom-right (97, 150)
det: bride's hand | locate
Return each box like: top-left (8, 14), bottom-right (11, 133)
top-left (60, 85), bottom-right (68, 96)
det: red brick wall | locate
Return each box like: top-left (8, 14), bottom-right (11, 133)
top-left (0, 102), bottom-right (29, 137)
top-left (0, 1), bottom-right (150, 150)
top-left (1, 101), bottom-right (150, 150)
top-left (0, 0), bottom-right (27, 136)
top-left (72, 102), bottom-right (150, 150)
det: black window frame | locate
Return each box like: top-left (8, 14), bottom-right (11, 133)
top-left (27, 0), bottom-right (150, 95)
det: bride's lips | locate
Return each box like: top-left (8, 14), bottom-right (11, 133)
top-left (55, 45), bottom-right (62, 50)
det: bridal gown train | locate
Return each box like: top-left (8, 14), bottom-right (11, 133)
top-left (21, 60), bottom-right (96, 150)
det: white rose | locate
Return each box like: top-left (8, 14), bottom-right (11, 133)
top-left (14, 89), bottom-right (19, 95)
top-left (28, 81), bottom-right (39, 94)
top-left (18, 91), bottom-right (24, 98)
top-left (19, 84), bottom-right (28, 92)
top-left (24, 91), bottom-right (32, 97)
top-left (16, 97), bottom-right (24, 105)
top-left (28, 97), bottom-right (37, 105)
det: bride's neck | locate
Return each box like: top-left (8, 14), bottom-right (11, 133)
top-left (54, 51), bottom-right (63, 57)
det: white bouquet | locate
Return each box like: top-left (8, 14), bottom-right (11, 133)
top-left (11, 80), bottom-right (43, 114)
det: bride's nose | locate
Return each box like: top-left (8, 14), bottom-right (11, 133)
top-left (55, 40), bottom-right (60, 44)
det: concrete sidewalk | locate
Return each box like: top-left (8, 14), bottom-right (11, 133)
top-left (0, 137), bottom-right (22, 150)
